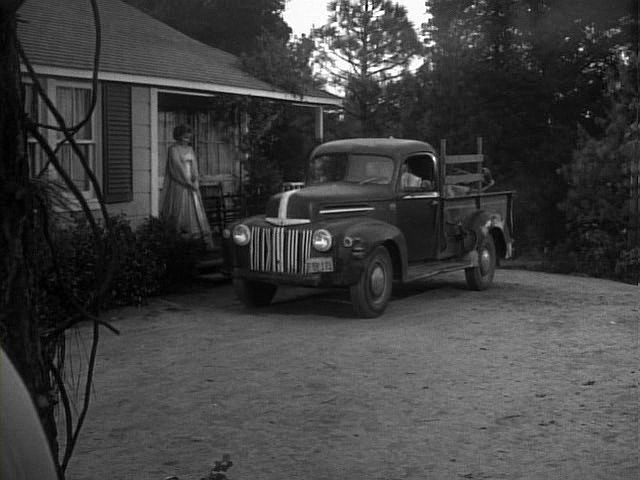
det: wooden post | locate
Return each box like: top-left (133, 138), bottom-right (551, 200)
top-left (630, 153), bottom-right (640, 246)
top-left (476, 137), bottom-right (483, 191)
top-left (440, 139), bottom-right (447, 192)
top-left (314, 106), bottom-right (324, 144)
top-left (150, 88), bottom-right (159, 216)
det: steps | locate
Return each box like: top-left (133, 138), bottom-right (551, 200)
top-left (196, 247), bottom-right (226, 275)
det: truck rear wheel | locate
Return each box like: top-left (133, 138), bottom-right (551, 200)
top-left (350, 246), bottom-right (393, 318)
top-left (233, 278), bottom-right (277, 308)
top-left (465, 234), bottom-right (496, 290)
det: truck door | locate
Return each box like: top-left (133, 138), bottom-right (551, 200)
top-left (395, 153), bottom-right (439, 261)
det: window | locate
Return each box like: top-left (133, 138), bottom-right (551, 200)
top-left (24, 78), bottom-right (132, 205)
top-left (53, 83), bottom-right (97, 195)
top-left (158, 109), bottom-right (239, 182)
top-left (24, 83), bottom-right (47, 177)
top-left (400, 154), bottom-right (437, 192)
top-left (24, 80), bottom-right (100, 197)
top-left (308, 153), bottom-right (394, 185)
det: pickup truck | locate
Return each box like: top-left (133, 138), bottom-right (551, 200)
top-left (224, 138), bottom-right (514, 317)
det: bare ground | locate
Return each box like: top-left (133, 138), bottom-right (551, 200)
top-left (60, 268), bottom-right (639, 480)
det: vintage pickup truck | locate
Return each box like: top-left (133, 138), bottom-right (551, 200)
top-left (224, 138), bottom-right (514, 317)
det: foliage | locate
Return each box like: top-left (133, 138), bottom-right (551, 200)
top-left (239, 100), bottom-right (285, 196)
top-left (134, 216), bottom-right (206, 292)
top-left (236, 19), bottom-right (327, 192)
top-left (204, 453), bottom-right (234, 480)
top-left (241, 32), bottom-right (320, 96)
top-left (165, 454), bottom-right (233, 480)
top-left (238, 97), bottom-right (320, 203)
top-left (234, 16), bottom-right (327, 193)
top-left (30, 215), bottom-right (204, 329)
top-left (616, 247), bottom-right (640, 284)
top-left (312, 0), bottom-right (424, 135)
top-left (559, 60), bottom-right (639, 281)
top-left (378, 0), bottom-right (638, 251)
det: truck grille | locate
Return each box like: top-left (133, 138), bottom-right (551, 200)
top-left (249, 226), bottom-right (313, 274)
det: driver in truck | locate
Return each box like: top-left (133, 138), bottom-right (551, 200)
top-left (400, 163), bottom-right (422, 188)
top-left (400, 162), bottom-right (434, 190)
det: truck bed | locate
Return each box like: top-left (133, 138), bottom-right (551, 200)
top-left (443, 190), bottom-right (514, 228)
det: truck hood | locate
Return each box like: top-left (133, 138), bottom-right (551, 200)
top-left (264, 183), bottom-right (392, 225)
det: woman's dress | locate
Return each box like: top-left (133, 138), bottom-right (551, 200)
top-left (160, 145), bottom-right (214, 248)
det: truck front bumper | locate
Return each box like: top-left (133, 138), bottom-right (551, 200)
top-left (233, 264), bottom-right (363, 288)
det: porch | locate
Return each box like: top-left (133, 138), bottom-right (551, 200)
top-left (154, 91), bottom-right (322, 271)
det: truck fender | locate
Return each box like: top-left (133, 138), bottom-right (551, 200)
top-left (463, 210), bottom-right (509, 260)
top-left (341, 219), bottom-right (408, 281)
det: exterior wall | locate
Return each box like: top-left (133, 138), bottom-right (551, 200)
top-left (27, 77), bottom-right (328, 229)
top-left (107, 85), bottom-right (152, 226)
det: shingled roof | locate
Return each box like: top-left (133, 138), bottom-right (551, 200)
top-left (18, 0), bottom-right (340, 106)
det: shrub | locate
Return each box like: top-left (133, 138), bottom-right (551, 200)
top-left (540, 241), bottom-right (578, 274)
top-left (30, 215), bottom-right (205, 328)
top-left (616, 246), bottom-right (640, 285)
top-left (133, 216), bottom-right (205, 295)
top-left (558, 61), bottom-right (638, 282)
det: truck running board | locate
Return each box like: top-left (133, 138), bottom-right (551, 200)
top-left (405, 259), bottom-right (474, 283)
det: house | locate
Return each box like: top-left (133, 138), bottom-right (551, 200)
top-left (18, 0), bottom-right (341, 227)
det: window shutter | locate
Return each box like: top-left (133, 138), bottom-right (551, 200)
top-left (102, 82), bottom-right (132, 203)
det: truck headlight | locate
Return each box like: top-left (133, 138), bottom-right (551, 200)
top-left (232, 224), bottom-right (251, 246)
top-left (312, 229), bottom-right (332, 252)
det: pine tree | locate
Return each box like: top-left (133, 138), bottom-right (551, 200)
top-left (313, 0), bottom-right (423, 136)
top-left (560, 60), bottom-right (639, 279)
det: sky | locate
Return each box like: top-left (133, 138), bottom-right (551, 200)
top-left (283, 0), bottom-right (430, 37)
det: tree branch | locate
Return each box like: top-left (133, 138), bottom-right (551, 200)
top-left (48, 358), bottom-right (73, 473)
top-left (25, 123), bottom-right (101, 242)
top-left (61, 319), bottom-right (100, 472)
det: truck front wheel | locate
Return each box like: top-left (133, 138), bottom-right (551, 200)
top-left (350, 246), bottom-right (393, 318)
top-left (233, 278), bottom-right (277, 308)
top-left (465, 234), bottom-right (496, 290)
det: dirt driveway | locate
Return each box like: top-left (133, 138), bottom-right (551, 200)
top-left (62, 268), bottom-right (639, 480)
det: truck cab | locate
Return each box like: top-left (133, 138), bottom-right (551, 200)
top-left (225, 138), bottom-right (514, 317)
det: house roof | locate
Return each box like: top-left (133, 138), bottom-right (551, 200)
top-left (17, 0), bottom-right (341, 107)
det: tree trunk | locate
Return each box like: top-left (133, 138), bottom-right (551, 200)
top-left (0, 1), bottom-right (59, 462)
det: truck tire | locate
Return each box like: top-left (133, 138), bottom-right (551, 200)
top-left (465, 234), bottom-right (496, 290)
top-left (233, 278), bottom-right (277, 308)
top-left (350, 246), bottom-right (393, 318)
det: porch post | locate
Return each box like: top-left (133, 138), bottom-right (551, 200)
top-left (150, 87), bottom-right (159, 216)
top-left (314, 105), bottom-right (324, 144)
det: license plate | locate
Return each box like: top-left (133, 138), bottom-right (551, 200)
top-left (305, 257), bottom-right (334, 273)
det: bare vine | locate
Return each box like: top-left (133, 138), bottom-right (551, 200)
top-left (5, 0), bottom-right (121, 476)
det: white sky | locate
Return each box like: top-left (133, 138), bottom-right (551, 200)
top-left (283, 0), bottom-right (430, 37)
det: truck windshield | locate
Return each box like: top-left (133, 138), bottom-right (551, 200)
top-left (308, 153), bottom-right (394, 185)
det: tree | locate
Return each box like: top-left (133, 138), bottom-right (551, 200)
top-left (559, 57), bottom-right (639, 278)
top-left (241, 31), bottom-right (320, 96)
top-left (235, 28), bottom-right (325, 196)
top-left (395, 0), bottom-right (637, 250)
top-left (1, 1), bottom-right (120, 476)
top-left (0, 0), bottom-right (56, 459)
top-left (313, 0), bottom-right (423, 135)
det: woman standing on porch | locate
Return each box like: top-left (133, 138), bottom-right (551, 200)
top-left (161, 124), bottom-right (214, 249)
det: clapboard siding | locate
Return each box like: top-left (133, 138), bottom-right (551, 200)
top-left (102, 82), bottom-right (132, 203)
